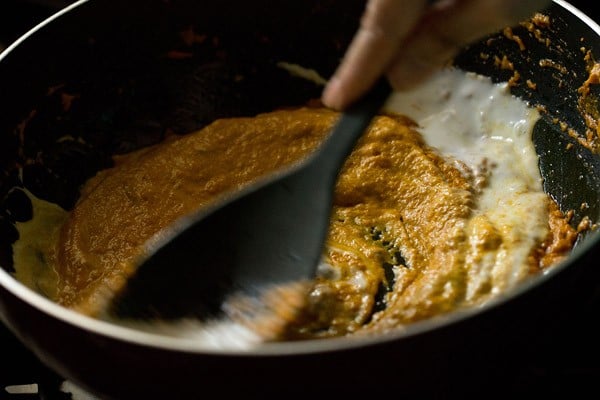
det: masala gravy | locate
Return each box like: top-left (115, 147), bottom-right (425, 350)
top-left (12, 68), bottom-right (578, 343)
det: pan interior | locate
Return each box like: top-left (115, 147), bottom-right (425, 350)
top-left (0, 0), bottom-right (599, 351)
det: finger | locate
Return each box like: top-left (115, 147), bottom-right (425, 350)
top-left (387, 0), bottom-right (551, 91)
top-left (322, 0), bottom-right (430, 110)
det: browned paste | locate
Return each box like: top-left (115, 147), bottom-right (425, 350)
top-left (24, 105), bottom-right (574, 340)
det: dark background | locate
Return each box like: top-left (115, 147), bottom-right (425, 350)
top-left (1, 1), bottom-right (599, 399)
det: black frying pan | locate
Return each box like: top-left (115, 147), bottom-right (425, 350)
top-left (0, 0), bottom-right (599, 398)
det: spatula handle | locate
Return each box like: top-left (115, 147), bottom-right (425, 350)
top-left (316, 78), bottom-right (392, 176)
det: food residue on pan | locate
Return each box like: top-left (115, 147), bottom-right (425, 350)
top-left (577, 53), bottom-right (600, 148)
top-left (478, 11), bottom-right (600, 153)
top-left (11, 66), bottom-right (580, 347)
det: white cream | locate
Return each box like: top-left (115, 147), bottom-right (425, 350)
top-left (385, 67), bottom-right (548, 303)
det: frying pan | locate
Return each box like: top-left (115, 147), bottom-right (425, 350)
top-left (1, 0), bottom-right (599, 398)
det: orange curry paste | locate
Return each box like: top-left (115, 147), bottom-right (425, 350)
top-left (36, 106), bottom-right (576, 338)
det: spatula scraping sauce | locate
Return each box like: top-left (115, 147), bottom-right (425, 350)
top-left (12, 67), bottom-right (576, 349)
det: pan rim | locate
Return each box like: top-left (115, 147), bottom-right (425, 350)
top-left (0, 0), bottom-right (599, 357)
top-left (0, 0), bottom-right (90, 63)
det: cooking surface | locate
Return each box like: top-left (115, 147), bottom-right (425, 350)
top-left (1, 1), bottom-right (600, 398)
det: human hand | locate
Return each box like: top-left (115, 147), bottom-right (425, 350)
top-left (321, 0), bottom-right (552, 110)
